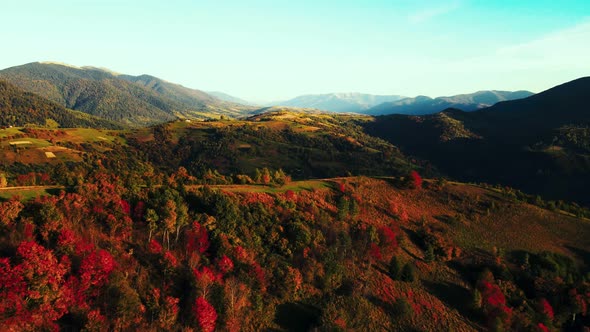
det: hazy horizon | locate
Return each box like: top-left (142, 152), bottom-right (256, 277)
top-left (2, 0), bottom-right (589, 101)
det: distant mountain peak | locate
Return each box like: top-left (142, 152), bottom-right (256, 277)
top-left (273, 92), bottom-right (406, 113)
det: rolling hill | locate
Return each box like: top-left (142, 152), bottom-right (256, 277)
top-left (364, 77), bottom-right (590, 205)
top-left (274, 92), bottom-right (405, 113)
top-left (0, 80), bottom-right (122, 129)
top-left (0, 62), bottom-right (253, 126)
top-left (126, 110), bottom-right (414, 179)
top-left (365, 90), bottom-right (533, 115)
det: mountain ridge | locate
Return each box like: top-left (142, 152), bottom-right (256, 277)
top-left (274, 92), bottom-right (406, 113)
top-left (363, 76), bottom-right (590, 204)
top-left (365, 90), bottom-right (534, 115)
top-left (206, 91), bottom-right (256, 106)
top-left (0, 62), bottom-right (254, 126)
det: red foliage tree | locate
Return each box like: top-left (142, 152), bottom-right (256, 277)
top-left (410, 171), bottom-right (422, 189)
top-left (334, 317), bottom-right (347, 329)
top-left (538, 298), bottom-right (554, 321)
top-left (369, 243), bottom-right (382, 261)
top-left (120, 199), bottom-right (131, 215)
top-left (187, 222), bottom-right (210, 255)
top-left (0, 241), bottom-right (72, 330)
top-left (194, 266), bottom-right (218, 298)
top-left (85, 309), bottom-right (107, 331)
top-left (217, 255), bottom-right (234, 274)
top-left (234, 245), bottom-right (250, 263)
top-left (477, 280), bottom-right (512, 328)
top-left (285, 190), bottom-right (296, 201)
top-left (79, 249), bottom-right (116, 297)
top-left (262, 173), bottom-right (271, 185)
top-left (569, 288), bottom-right (588, 316)
top-left (536, 322), bottom-right (550, 332)
top-left (57, 228), bottom-right (77, 253)
top-left (379, 225), bottom-right (399, 257)
top-left (148, 239), bottom-right (163, 254)
top-left (242, 192), bottom-right (275, 208)
top-left (16, 172), bottom-right (40, 186)
top-left (39, 173), bottom-right (51, 185)
top-left (380, 226), bottom-right (397, 246)
top-left (194, 296), bottom-right (217, 332)
top-left (163, 251), bottom-right (178, 268)
top-left (285, 266), bottom-right (303, 296)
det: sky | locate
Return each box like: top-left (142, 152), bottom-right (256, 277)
top-left (1, 0), bottom-right (589, 102)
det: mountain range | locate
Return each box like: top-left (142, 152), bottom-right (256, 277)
top-left (273, 92), bottom-right (406, 113)
top-left (0, 62), bottom-right (254, 126)
top-left (272, 90), bottom-right (533, 115)
top-left (0, 62), bottom-right (537, 126)
top-left (364, 90), bottom-right (534, 115)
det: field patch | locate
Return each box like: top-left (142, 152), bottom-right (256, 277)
top-left (0, 186), bottom-right (62, 201)
top-left (9, 140), bottom-right (33, 146)
top-left (187, 179), bottom-right (331, 194)
top-left (0, 127), bottom-right (23, 139)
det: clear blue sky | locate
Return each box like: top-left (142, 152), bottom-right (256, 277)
top-left (2, 0), bottom-right (589, 101)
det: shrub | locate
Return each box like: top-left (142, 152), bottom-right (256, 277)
top-left (401, 263), bottom-right (416, 282)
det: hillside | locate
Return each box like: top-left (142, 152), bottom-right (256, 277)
top-left (0, 111), bottom-right (415, 187)
top-left (126, 111), bottom-right (414, 179)
top-left (364, 77), bottom-right (590, 205)
top-left (0, 105), bottom-right (589, 331)
top-left (207, 91), bottom-right (256, 106)
top-left (0, 80), bottom-right (122, 129)
top-left (0, 174), bottom-right (588, 331)
top-left (365, 90), bottom-right (533, 116)
top-left (0, 62), bottom-right (252, 126)
top-left (275, 92), bottom-right (405, 113)
top-left (118, 75), bottom-right (254, 118)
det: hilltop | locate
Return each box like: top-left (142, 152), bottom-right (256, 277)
top-left (125, 110), bottom-right (414, 179)
top-left (0, 110), bottom-right (414, 187)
